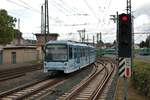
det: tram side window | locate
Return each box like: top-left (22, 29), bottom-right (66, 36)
top-left (83, 48), bottom-right (85, 57)
top-left (69, 47), bottom-right (72, 59)
top-left (74, 48), bottom-right (77, 58)
top-left (79, 48), bottom-right (81, 57)
top-left (81, 48), bottom-right (83, 57)
top-left (80, 48), bottom-right (82, 57)
top-left (82, 48), bottom-right (84, 57)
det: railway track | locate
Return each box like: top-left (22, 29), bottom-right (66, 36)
top-left (0, 75), bottom-right (66, 100)
top-left (0, 64), bottom-right (97, 100)
top-left (0, 64), bottom-right (42, 81)
top-left (58, 59), bottom-right (115, 100)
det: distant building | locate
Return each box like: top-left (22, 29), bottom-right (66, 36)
top-left (2, 46), bottom-right (38, 64)
top-left (10, 37), bottom-right (24, 45)
top-left (8, 38), bottom-right (35, 46)
top-left (35, 33), bottom-right (59, 45)
top-left (105, 43), bottom-right (114, 48)
top-left (134, 44), bottom-right (140, 49)
top-left (96, 40), bottom-right (104, 49)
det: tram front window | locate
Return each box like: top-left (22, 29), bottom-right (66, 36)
top-left (45, 45), bottom-right (67, 61)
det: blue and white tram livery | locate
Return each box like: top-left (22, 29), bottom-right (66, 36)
top-left (44, 40), bottom-right (96, 73)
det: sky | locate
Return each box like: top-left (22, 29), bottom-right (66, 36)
top-left (0, 0), bottom-right (150, 43)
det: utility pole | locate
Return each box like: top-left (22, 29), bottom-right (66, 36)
top-left (78, 29), bottom-right (86, 42)
top-left (41, 5), bottom-right (44, 34)
top-left (97, 33), bottom-right (99, 44)
top-left (100, 32), bottom-right (102, 43)
top-left (96, 33), bottom-right (101, 43)
top-left (93, 35), bottom-right (95, 46)
top-left (18, 18), bottom-right (20, 30)
top-left (96, 32), bottom-right (102, 49)
top-left (127, 0), bottom-right (131, 14)
top-left (120, 1), bottom-right (132, 100)
top-left (87, 34), bottom-right (89, 43)
top-left (110, 12), bottom-right (118, 58)
top-left (44, 0), bottom-right (49, 43)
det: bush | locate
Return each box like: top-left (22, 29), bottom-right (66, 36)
top-left (132, 60), bottom-right (150, 97)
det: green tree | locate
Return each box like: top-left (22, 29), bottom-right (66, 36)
top-left (145, 35), bottom-right (150, 48)
top-left (139, 41), bottom-right (146, 48)
top-left (14, 29), bottom-right (22, 39)
top-left (0, 9), bottom-right (22, 45)
top-left (139, 35), bottom-right (150, 48)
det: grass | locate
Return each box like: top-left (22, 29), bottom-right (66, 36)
top-left (133, 59), bottom-right (150, 69)
top-left (115, 59), bottom-right (150, 100)
top-left (128, 79), bottom-right (149, 100)
top-left (132, 59), bottom-right (150, 98)
top-left (115, 78), bottom-right (148, 100)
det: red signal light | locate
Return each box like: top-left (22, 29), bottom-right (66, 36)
top-left (121, 16), bottom-right (128, 22)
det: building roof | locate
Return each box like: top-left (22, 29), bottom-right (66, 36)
top-left (3, 46), bottom-right (36, 50)
top-left (35, 33), bottom-right (59, 36)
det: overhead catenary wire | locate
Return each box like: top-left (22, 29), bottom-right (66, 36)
top-left (16, 0), bottom-right (40, 13)
top-left (49, 0), bottom-right (68, 15)
top-left (83, 0), bottom-right (100, 21)
top-left (50, 0), bottom-right (88, 16)
top-left (6, 0), bottom-right (92, 28)
top-left (81, 0), bottom-right (112, 32)
top-left (97, 0), bottom-right (112, 29)
top-left (6, 0), bottom-right (64, 23)
top-left (58, 0), bottom-right (88, 16)
top-left (48, 0), bottom-right (90, 29)
top-left (5, 0), bottom-right (115, 41)
top-left (6, 0), bottom-right (31, 10)
top-left (51, 0), bottom-right (80, 16)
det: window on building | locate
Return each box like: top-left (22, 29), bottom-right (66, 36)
top-left (11, 52), bottom-right (16, 64)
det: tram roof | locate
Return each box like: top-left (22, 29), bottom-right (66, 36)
top-left (46, 40), bottom-right (95, 48)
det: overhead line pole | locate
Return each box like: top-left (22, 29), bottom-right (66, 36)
top-left (44, 0), bottom-right (50, 43)
top-left (18, 18), bottom-right (20, 30)
top-left (41, 5), bottom-right (44, 34)
top-left (127, 0), bottom-right (131, 14)
top-left (123, 0), bottom-right (132, 100)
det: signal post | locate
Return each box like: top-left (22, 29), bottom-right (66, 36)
top-left (118, 13), bottom-right (132, 100)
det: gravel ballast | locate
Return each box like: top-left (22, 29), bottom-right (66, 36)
top-left (0, 65), bottom-right (93, 100)
top-left (41, 66), bottom-right (93, 100)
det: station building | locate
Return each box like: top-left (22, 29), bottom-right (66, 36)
top-left (2, 46), bottom-right (38, 64)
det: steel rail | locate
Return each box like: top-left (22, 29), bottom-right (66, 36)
top-left (58, 58), bottom-right (115, 100)
top-left (0, 64), bottom-right (42, 81)
top-left (92, 62), bottom-right (115, 100)
top-left (0, 78), bottom-right (63, 100)
top-left (58, 63), bottom-right (106, 100)
top-left (0, 64), bottom-right (97, 100)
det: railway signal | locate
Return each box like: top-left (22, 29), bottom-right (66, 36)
top-left (118, 13), bottom-right (132, 78)
top-left (118, 13), bottom-right (132, 57)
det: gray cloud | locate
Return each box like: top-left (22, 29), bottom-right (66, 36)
top-left (134, 3), bottom-right (150, 17)
top-left (134, 3), bottom-right (150, 33)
